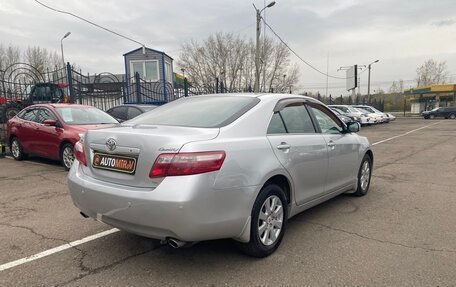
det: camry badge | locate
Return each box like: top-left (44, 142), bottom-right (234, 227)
top-left (106, 138), bottom-right (117, 152)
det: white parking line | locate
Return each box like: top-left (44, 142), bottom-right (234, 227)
top-left (372, 121), bottom-right (443, 146)
top-left (0, 228), bottom-right (119, 272)
top-left (0, 120), bottom-right (445, 272)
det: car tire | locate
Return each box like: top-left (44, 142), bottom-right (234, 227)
top-left (237, 184), bottom-right (288, 258)
top-left (449, 114), bottom-right (456, 120)
top-left (61, 143), bottom-right (75, 171)
top-left (10, 137), bottom-right (27, 161)
top-left (354, 154), bottom-right (372, 197)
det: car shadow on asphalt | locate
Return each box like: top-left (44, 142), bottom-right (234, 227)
top-left (95, 193), bottom-right (358, 264)
top-left (19, 156), bottom-right (65, 170)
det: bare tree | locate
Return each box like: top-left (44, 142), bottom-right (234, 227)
top-left (0, 44), bottom-right (21, 71)
top-left (178, 32), bottom-right (299, 93)
top-left (388, 79), bottom-right (404, 94)
top-left (416, 59), bottom-right (449, 87)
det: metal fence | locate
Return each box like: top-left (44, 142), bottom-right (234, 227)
top-left (0, 63), bottom-right (67, 101)
top-left (306, 93), bottom-right (385, 111)
top-left (68, 68), bottom-right (125, 111)
top-left (0, 62), bottom-right (384, 123)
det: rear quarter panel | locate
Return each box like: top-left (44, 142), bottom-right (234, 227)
top-left (178, 95), bottom-right (294, 208)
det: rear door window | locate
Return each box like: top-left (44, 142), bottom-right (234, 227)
top-left (267, 113), bottom-right (287, 134)
top-left (108, 107), bottom-right (128, 121)
top-left (267, 102), bottom-right (316, 134)
top-left (127, 107), bottom-right (142, 119)
top-left (19, 108), bottom-right (39, 122)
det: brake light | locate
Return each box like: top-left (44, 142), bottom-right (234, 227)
top-left (149, 151), bottom-right (226, 178)
top-left (74, 136), bottom-right (87, 166)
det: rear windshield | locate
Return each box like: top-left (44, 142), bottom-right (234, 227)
top-left (127, 96), bottom-right (260, 128)
top-left (56, 107), bottom-right (118, 125)
top-left (333, 106), bottom-right (349, 113)
top-left (357, 106), bottom-right (375, 113)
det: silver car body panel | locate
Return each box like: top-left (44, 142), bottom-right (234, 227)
top-left (68, 93), bottom-right (372, 243)
top-left (267, 133), bottom-right (328, 205)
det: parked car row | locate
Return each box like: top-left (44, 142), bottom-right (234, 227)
top-left (6, 104), bottom-right (153, 170)
top-left (329, 105), bottom-right (394, 126)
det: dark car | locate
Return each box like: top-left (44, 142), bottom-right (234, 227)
top-left (106, 104), bottom-right (158, 122)
top-left (422, 107), bottom-right (456, 119)
top-left (6, 104), bottom-right (118, 170)
top-left (330, 108), bottom-right (357, 124)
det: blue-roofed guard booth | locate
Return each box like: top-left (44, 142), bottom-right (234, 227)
top-left (123, 47), bottom-right (176, 105)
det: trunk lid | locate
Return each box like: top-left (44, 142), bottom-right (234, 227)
top-left (82, 124), bottom-right (219, 187)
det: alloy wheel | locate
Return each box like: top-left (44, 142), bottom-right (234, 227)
top-left (360, 161), bottom-right (371, 191)
top-left (257, 195), bottom-right (283, 246)
top-left (63, 146), bottom-right (75, 169)
top-left (11, 140), bottom-right (20, 158)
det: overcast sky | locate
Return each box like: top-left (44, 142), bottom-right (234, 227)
top-left (2, 0), bottom-right (456, 95)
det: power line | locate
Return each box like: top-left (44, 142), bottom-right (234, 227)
top-left (34, 0), bottom-right (146, 50)
top-left (295, 73), bottom-right (456, 90)
top-left (262, 18), bottom-right (351, 80)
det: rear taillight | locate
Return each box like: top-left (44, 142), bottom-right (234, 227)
top-left (74, 135), bottom-right (87, 166)
top-left (149, 151), bottom-right (226, 178)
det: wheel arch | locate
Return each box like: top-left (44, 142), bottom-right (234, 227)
top-left (234, 172), bottom-right (293, 244)
top-left (59, 139), bottom-right (74, 151)
top-left (365, 149), bottom-right (374, 166)
top-left (9, 133), bottom-right (17, 146)
top-left (261, 173), bottom-right (293, 205)
top-left (59, 140), bottom-right (74, 157)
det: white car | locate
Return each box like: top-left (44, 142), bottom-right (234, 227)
top-left (329, 105), bottom-right (371, 126)
top-left (353, 105), bottom-right (389, 123)
top-left (386, 113), bottom-right (396, 121)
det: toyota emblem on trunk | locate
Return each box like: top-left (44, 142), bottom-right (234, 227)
top-left (106, 138), bottom-right (117, 152)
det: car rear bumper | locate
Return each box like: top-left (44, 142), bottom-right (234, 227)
top-left (67, 161), bottom-right (256, 242)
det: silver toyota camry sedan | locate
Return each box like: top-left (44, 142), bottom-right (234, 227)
top-left (68, 93), bottom-right (373, 257)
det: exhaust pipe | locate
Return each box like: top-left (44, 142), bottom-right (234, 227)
top-left (167, 238), bottom-right (190, 248)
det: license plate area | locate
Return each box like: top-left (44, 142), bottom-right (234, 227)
top-left (92, 152), bottom-right (137, 174)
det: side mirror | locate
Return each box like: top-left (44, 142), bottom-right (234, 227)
top-left (347, 121), bottom-right (360, 133)
top-left (43, 119), bottom-right (57, 126)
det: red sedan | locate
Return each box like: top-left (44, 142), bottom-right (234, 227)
top-left (6, 104), bottom-right (118, 170)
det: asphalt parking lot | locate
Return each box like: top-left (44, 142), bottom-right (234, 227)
top-left (0, 118), bottom-right (455, 286)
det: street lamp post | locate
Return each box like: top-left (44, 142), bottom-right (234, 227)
top-left (60, 32), bottom-right (71, 68)
top-left (253, 1), bottom-right (276, 93)
top-left (367, 59), bottom-right (379, 104)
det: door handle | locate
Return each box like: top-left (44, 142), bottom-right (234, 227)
top-left (327, 140), bottom-right (336, 148)
top-left (277, 142), bottom-right (291, 150)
